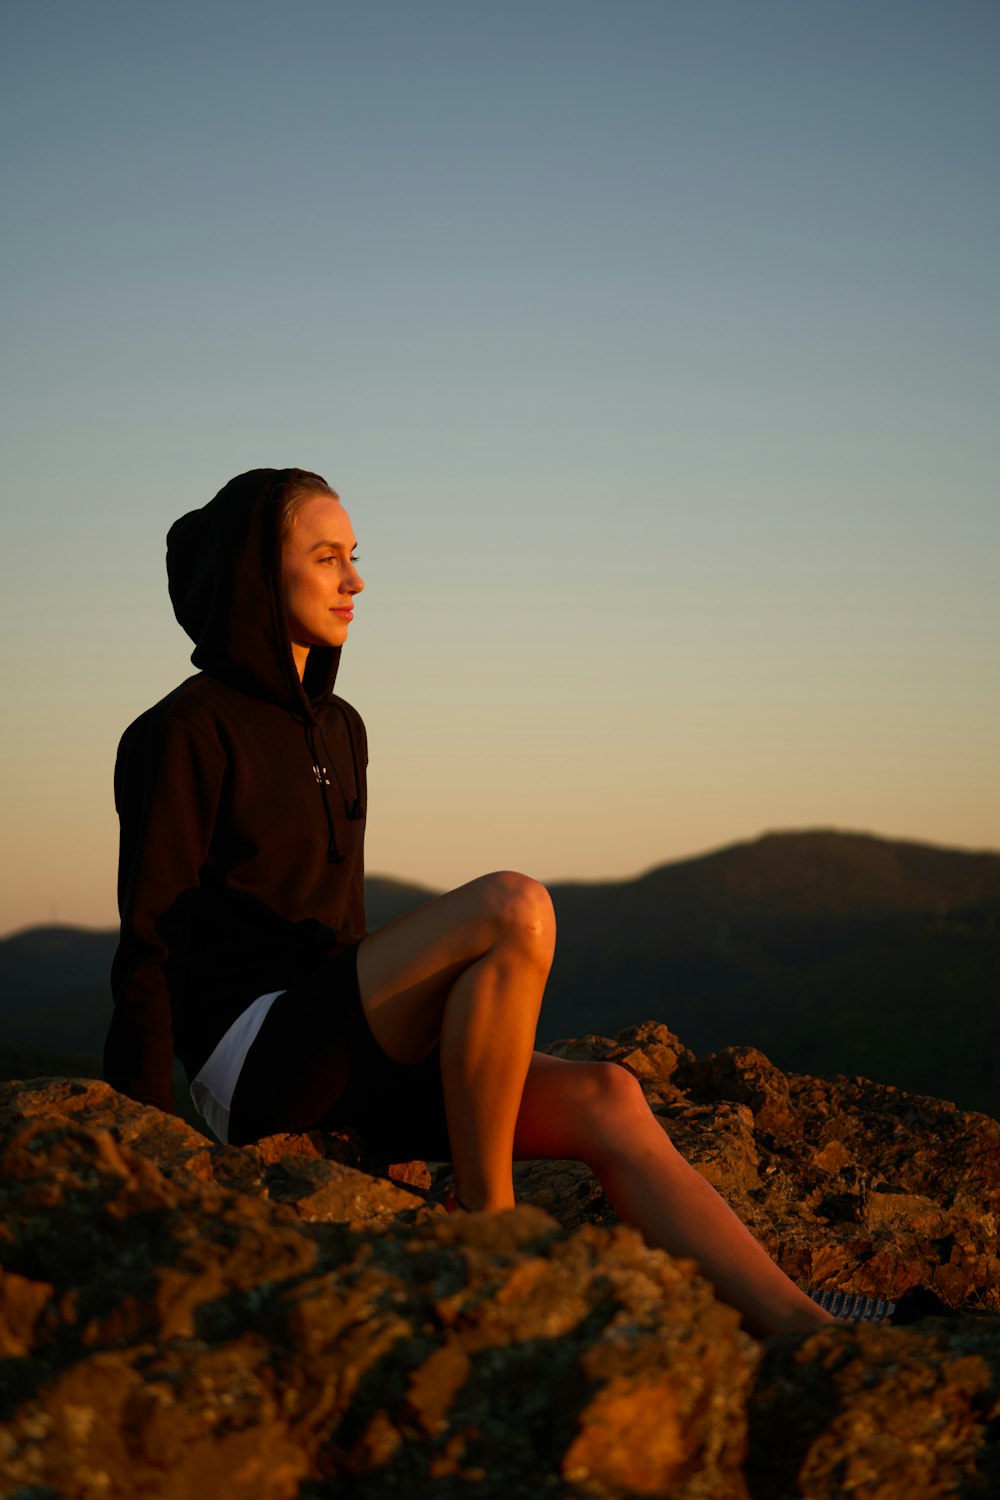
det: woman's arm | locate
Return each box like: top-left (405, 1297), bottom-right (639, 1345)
top-left (104, 706), bottom-right (225, 1113)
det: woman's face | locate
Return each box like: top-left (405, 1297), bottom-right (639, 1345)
top-left (280, 491), bottom-right (364, 676)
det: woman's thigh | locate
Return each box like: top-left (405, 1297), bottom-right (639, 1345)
top-left (356, 870), bottom-right (553, 1066)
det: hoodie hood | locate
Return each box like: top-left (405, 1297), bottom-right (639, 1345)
top-left (167, 468), bottom-right (340, 720)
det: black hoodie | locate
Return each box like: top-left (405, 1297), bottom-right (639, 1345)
top-left (104, 469), bottom-right (367, 1114)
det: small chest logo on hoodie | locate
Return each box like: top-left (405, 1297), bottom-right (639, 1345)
top-left (312, 764), bottom-right (332, 786)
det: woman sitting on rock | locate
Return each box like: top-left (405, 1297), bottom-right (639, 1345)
top-left (105, 466), bottom-right (834, 1339)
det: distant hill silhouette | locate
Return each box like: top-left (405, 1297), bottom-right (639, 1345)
top-left (541, 830), bottom-right (1000, 1118)
top-left (2, 833), bottom-right (997, 1117)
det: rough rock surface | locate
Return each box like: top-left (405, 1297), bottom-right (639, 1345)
top-left (1, 1024), bottom-right (998, 1498)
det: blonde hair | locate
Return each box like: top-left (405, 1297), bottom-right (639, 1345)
top-left (278, 470), bottom-right (340, 542)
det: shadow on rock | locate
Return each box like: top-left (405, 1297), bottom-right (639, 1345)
top-left (2, 1025), bottom-right (1000, 1498)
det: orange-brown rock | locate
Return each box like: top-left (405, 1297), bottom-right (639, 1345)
top-left (1, 1026), bottom-right (998, 1498)
top-left (747, 1321), bottom-right (1000, 1498)
top-left (0, 1077), bottom-right (754, 1498)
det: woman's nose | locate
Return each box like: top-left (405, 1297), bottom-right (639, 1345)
top-left (345, 563), bottom-right (364, 594)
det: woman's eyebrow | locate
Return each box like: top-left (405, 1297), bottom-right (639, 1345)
top-left (307, 538), bottom-right (359, 552)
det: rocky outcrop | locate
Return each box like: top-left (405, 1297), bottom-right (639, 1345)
top-left (550, 1026), bottom-right (1000, 1311)
top-left (1, 1025), bottom-right (998, 1498)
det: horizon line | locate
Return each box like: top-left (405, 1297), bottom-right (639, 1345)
top-left (4, 824), bottom-right (1000, 942)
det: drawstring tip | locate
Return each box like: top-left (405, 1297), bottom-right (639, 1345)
top-left (327, 848), bottom-right (346, 864)
top-left (349, 799), bottom-right (364, 821)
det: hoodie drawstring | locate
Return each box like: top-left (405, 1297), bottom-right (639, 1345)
top-left (330, 701), bottom-right (365, 821)
top-left (306, 711), bottom-right (364, 864)
top-left (306, 723), bottom-right (344, 864)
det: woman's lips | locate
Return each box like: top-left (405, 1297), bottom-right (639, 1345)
top-left (331, 608), bottom-right (354, 620)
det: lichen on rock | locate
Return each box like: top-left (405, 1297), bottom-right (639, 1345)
top-left (1, 1026), bottom-right (998, 1498)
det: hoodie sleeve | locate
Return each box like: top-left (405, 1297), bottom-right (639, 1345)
top-left (104, 706), bottom-right (226, 1113)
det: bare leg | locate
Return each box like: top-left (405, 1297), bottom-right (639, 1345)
top-left (355, 874), bottom-right (827, 1335)
top-left (513, 1054), bottom-right (833, 1338)
top-left (356, 871), bottom-right (555, 1211)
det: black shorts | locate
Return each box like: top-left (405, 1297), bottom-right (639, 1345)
top-left (226, 942), bottom-right (452, 1162)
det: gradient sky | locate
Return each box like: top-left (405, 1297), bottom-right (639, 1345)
top-left (2, 0), bottom-right (998, 934)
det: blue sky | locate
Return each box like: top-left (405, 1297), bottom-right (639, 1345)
top-left (2, 0), bottom-right (998, 931)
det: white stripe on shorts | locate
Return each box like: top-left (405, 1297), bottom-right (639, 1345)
top-left (190, 990), bottom-right (285, 1143)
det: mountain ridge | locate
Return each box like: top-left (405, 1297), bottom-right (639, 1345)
top-left (2, 830), bottom-right (998, 1117)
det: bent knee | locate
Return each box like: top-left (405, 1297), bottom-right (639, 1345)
top-left (591, 1060), bottom-right (648, 1115)
top-left (479, 870), bottom-right (556, 955)
top-left (550, 1060), bottom-right (655, 1166)
top-left (577, 1062), bottom-right (654, 1146)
